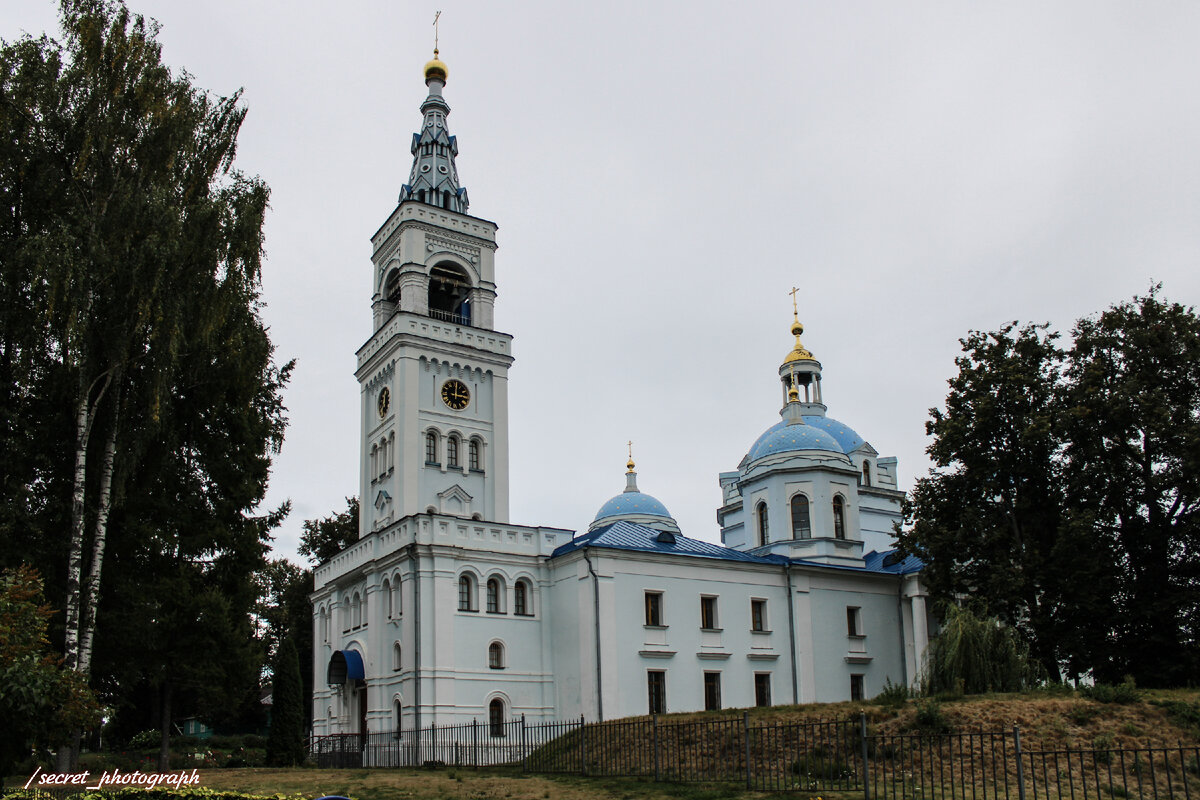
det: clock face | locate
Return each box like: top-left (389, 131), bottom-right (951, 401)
top-left (440, 379), bottom-right (470, 411)
top-left (377, 387), bottom-right (390, 419)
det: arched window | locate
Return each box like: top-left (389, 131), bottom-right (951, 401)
top-left (833, 496), bottom-right (846, 539)
top-left (393, 642), bottom-right (402, 672)
top-left (458, 574), bottom-right (476, 611)
top-left (488, 641), bottom-right (505, 669)
top-left (489, 698), bottom-right (506, 737)
top-left (791, 495), bottom-right (811, 539)
top-left (352, 592), bottom-right (362, 628)
top-left (514, 579), bottom-right (531, 616)
top-left (757, 503), bottom-right (769, 547)
top-left (392, 578), bottom-right (401, 617)
top-left (379, 437), bottom-right (388, 475)
top-left (382, 578), bottom-right (392, 618)
top-left (861, 461), bottom-right (871, 487)
top-left (370, 443), bottom-right (378, 479)
top-left (361, 592), bottom-right (368, 627)
top-left (393, 699), bottom-right (402, 738)
top-left (384, 269), bottom-right (401, 307)
top-left (486, 577), bottom-right (504, 613)
top-left (447, 435), bottom-right (460, 468)
top-left (428, 263), bottom-right (472, 324)
top-left (469, 439), bottom-right (481, 471)
top-left (425, 431), bottom-right (439, 465)
top-left (388, 432), bottom-right (395, 471)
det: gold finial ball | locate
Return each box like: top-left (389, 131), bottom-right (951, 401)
top-left (791, 320), bottom-right (804, 337)
top-left (626, 458), bottom-right (636, 471)
top-left (424, 49), bottom-right (448, 82)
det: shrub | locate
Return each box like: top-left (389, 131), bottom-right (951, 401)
top-left (921, 606), bottom-right (1042, 696)
top-left (912, 700), bottom-right (953, 735)
top-left (1080, 677), bottom-right (1140, 704)
top-left (875, 678), bottom-right (910, 708)
top-left (127, 729), bottom-right (160, 749)
top-left (1153, 699), bottom-right (1200, 736)
top-left (1067, 703), bottom-right (1101, 725)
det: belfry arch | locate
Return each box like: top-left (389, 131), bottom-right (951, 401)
top-left (428, 261), bottom-right (472, 324)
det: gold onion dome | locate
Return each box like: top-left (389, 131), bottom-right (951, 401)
top-left (424, 49), bottom-right (448, 82)
top-left (626, 457), bottom-right (636, 473)
top-left (783, 318), bottom-right (815, 364)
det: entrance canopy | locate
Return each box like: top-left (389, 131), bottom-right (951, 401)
top-left (327, 649), bottom-right (365, 685)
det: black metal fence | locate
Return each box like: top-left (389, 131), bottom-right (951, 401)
top-left (308, 714), bottom-right (1200, 799)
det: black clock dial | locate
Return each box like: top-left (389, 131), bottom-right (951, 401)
top-left (377, 386), bottom-right (390, 418)
top-left (440, 379), bottom-right (470, 410)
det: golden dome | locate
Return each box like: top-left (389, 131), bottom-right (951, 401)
top-left (783, 317), bottom-right (815, 364)
top-left (424, 50), bottom-right (448, 82)
top-left (626, 458), bottom-right (636, 473)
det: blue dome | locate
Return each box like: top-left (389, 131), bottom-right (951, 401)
top-left (745, 416), bottom-right (867, 463)
top-left (593, 491), bottom-right (673, 523)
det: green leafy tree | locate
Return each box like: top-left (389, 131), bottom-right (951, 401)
top-left (1, 0), bottom-right (290, 766)
top-left (1062, 289), bottom-right (1200, 685)
top-left (266, 636), bottom-right (305, 767)
top-left (299, 497), bottom-right (360, 564)
top-left (896, 323), bottom-right (1082, 675)
top-left (901, 290), bottom-right (1200, 685)
top-left (0, 566), bottom-right (100, 785)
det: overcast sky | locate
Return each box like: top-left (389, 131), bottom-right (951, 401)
top-left (7, 2), bottom-right (1200, 564)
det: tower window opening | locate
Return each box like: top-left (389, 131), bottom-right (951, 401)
top-left (425, 431), bottom-right (439, 465)
top-left (486, 576), bottom-right (504, 613)
top-left (428, 263), bottom-right (472, 325)
top-left (469, 438), bottom-right (481, 471)
top-left (861, 461), bottom-right (871, 487)
top-left (488, 641), bottom-right (505, 669)
top-left (790, 495), bottom-right (811, 539)
top-left (514, 579), bottom-right (531, 615)
top-left (383, 270), bottom-right (401, 308)
top-left (447, 435), bottom-right (460, 468)
top-left (756, 503), bottom-right (769, 547)
top-left (833, 496), bottom-right (846, 539)
top-left (458, 574), bottom-right (477, 612)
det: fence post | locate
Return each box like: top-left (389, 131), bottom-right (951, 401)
top-left (861, 712), bottom-right (871, 800)
top-left (743, 710), bottom-right (753, 790)
top-left (1013, 725), bottom-right (1027, 800)
top-left (580, 714), bottom-right (587, 776)
top-left (652, 715), bottom-right (660, 782)
top-left (521, 714), bottom-right (528, 773)
top-left (472, 718), bottom-right (478, 769)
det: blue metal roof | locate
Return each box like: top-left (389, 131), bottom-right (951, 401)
top-left (554, 521), bottom-right (779, 564)
top-left (593, 490), bottom-right (673, 523)
top-left (745, 415), bottom-right (867, 463)
top-left (553, 522), bottom-right (924, 577)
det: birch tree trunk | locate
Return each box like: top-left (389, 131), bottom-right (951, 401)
top-left (78, 404), bottom-right (119, 678)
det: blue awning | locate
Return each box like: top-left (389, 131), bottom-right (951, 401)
top-left (327, 649), bottom-right (365, 685)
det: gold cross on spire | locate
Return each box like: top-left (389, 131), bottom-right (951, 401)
top-left (789, 286), bottom-right (800, 320)
top-left (626, 441), bottom-right (636, 473)
top-left (433, 10), bottom-right (442, 54)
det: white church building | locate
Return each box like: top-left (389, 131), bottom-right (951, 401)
top-left (310, 50), bottom-right (931, 738)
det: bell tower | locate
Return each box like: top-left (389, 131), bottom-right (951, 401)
top-left (354, 50), bottom-right (513, 535)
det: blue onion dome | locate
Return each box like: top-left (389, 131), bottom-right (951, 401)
top-left (593, 491), bottom-right (673, 523)
top-left (589, 455), bottom-right (680, 533)
top-left (744, 416), bottom-right (867, 463)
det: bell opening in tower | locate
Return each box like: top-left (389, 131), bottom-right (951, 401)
top-left (428, 262), bottom-right (472, 325)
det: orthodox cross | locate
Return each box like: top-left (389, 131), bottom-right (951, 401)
top-left (627, 440), bottom-right (633, 460)
top-left (433, 11), bottom-right (442, 52)
top-left (789, 286), bottom-right (800, 318)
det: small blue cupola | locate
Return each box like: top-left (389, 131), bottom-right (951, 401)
top-left (589, 449), bottom-right (681, 534)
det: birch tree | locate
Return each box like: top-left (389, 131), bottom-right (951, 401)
top-left (2, 0), bottom-right (284, 764)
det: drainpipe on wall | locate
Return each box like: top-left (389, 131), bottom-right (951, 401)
top-left (583, 548), bottom-right (603, 722)
top-left (785, 562), bottom-right (799, 704)
top-left (409, 542), bottom-right (421, 730)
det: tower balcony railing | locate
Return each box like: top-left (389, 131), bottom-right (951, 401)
top-left (428, 308), bottom-right (471, 326)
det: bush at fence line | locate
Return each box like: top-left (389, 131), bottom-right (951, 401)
top-left (1080, 677), bottom-right (1141, 704)
top-left (1154, 698), bottom-right (1200, 736)
top-left (790, 748), bottom-right (852, 781)
top-left (910, 700), bottom-right (953, 736)
top-left (920, 605), bottom-right (1042, 696)
top-left (875, 678), bottom-right (911, 708)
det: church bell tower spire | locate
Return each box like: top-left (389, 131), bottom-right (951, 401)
top-left (398, 47), bottom-right (469, 213)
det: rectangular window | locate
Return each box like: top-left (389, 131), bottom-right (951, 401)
top-left (847, 606), bottom-right (862, 637)
top-left (754, 673), bottom-right (772, 707)
top-left (647, 670), bottom-right (666, 715)
top-left (703, 672), bottom-right (722, 711)
top-left (645, 591), bottom-right (663, 626)
top-left (850, 674), bottom-right (865, 702)
top-left (700, 595), bottom-right (719, 630)
top-left (469, 440), bottom-right (480, 471)
top-left (751, 599), bottom-right (767, 632)
top-left (447, 437), bottom-right (459, 468)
